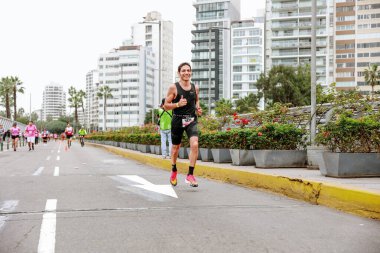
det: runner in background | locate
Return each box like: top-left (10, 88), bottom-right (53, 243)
top-left (24, 121), bottom-right (37, 151)
top-left (65, 123), bottom-right (74, 148)
top-left (10, 122), bottom-right (21, 151)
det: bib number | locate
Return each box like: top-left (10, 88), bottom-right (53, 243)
top-left (182, 117), bottom-right (194, 128)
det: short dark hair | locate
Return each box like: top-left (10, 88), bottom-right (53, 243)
top-left (177, 62), bottom-right (191, 72)
top-left (161, 98), bottom-right (165, 106)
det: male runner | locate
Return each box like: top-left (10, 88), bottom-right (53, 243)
top-left (25, 121), bottom-right (37, 151)
top-left (65, 123), bottom-right (74, 148)
top-left (164, 62), bottom-right (202, 187)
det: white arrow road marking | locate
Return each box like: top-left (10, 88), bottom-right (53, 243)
top-left (56, 156), bottom-right (60, 161)
top-left (33, 167), bottom-right (45, 176)
top-left (119, 175), bottom-right (178, 198)
top-left (0, 200), bottom-right (19, 232)
top-left (46, 156), bottom-right (51, 161)
top-left (38, 199), bottom-right (57, 253)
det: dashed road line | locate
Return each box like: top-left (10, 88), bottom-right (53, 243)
top-left (0, 200), bottom-right (19, 231)
top-left (54, 167), bottom-right (59, 177)
top-left (38, 199), bottom-right (57, 253)
top-left (56, 156), bottom-right (60, 161)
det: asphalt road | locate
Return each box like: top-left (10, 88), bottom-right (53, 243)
top-left (1, 140), bottom-right (379, 253)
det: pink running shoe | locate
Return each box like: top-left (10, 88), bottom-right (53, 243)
top-left (185, 174), bottom-right (198, 187)
top-left (170, 171), bottom-right (177, 186)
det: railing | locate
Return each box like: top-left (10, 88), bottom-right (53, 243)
top-left (0, 116), bottom-right (27, 152)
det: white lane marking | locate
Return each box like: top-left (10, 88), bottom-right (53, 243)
top-left (38, 199), bottom-right (57, 253)
top-left (118, 175), bottom-right (178, 198)
top-left (57, 150), bottom-right (60, 153)
top-left (46, 156), bottom-right (51, 161)
top-left (54, 167), bottom-right (59, 177)
top-left (56, 156), bottom-right (60, 161)
top-left (0, 200), bottom-right (19, 231)
top-left (33, 167), bottom-right (45, 176)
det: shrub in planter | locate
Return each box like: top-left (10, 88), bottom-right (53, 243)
top-left (315, 115), bottom-right (380, 177)
top-left (228, 128), bottom-right (256, 165)
top-left (250, 123), bottom-right (307, 168)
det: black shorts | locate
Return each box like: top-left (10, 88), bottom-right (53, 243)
top-left (171, 115), bottom-right (198, 145)
top-left (66, 135), bottom-right (73, 139)
top-left (11, 135), bottom-right (19, 140)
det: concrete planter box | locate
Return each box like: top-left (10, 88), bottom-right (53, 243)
top-left (229, 149), bottom-right (255, 166)
top-left (307, 145), bottom-right (327, 169)
top-left (153, 145), bottom-right (161, 155)
top-left (119, 142), bottom-right (127, 149)
top-left (321, 152), bottom-right (380, 178)
top-left (127, 143), bottom-right (137, 150)
top-left (178, 147), bottom-right (188, 159)
top-left (253, 150), bottom-right (307, 168)
top-left (211, 148), bottom-right (232, 163)
top-left (138, 144), bottom-right (150, 153)
top-left (149, 145), bottom-right (156, 154)
top-left (199, 148), bottom-right (213, 162)
top-left (186, 148), bottom-right (201, 160)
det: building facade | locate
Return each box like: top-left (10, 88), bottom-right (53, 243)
top-left (131, 11), bottom-right (173, 106)
top-left (334, 0), bottom-right (380, 94)
top-left (265, 0), bottom-right (332, 86)
top-left (191, 0), bottom-right (241, 111)
top-left (41, 84), bottom-right (66, 121)
top-left (231, 18), bottom-right (265, 109)
top-left (98, 44), bottom-right (155, 130)
top-left (85, 70), bottom-right (99, 131)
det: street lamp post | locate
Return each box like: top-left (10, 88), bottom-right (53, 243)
top-left (120, 63), bottom-right (123, 129)
top-left (310, 0), bottom-right (317, 144)
top-left (207, 27), bottom-right (229, 114)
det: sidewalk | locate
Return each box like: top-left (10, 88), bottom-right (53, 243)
top-left (89, 143), bottom-right (380, 220)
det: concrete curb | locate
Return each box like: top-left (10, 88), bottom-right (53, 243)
top-left (90, 143), bottom-right (380, 220)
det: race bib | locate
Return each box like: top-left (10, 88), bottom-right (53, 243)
top-left (182, 117), bottom-right (194, 128)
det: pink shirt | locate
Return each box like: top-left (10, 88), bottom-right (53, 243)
top-left (10, 127), bottom-right (20, 136)
top-left (25, 125), bottom-right (37, 137)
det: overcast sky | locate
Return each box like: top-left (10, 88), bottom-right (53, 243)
top-left (0, 0), bottom-right (265, 113)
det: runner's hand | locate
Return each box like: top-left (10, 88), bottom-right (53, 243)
top-left (196, 106), bottom-right (202, 116)
top-left (179, 95), bottom-right (187, 107)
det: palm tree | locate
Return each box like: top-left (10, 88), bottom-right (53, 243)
top-left (96, 85), bottom-right (113, 131)
top-left (10, 76), bottom-right (24, 121)
top-left (0, 77), bottom-right (13, 119)
top-left (364, 64), bottom-right (380, 102)
top-left (234, 93), bottom-right (260, 113)
top-left (68, 86), bottom-right (86, 131)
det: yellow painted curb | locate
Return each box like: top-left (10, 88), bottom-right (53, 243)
top-left (89, 143), bottom-right (380, 220)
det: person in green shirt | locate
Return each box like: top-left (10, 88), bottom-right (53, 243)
top-left (158, 98), bottom-right (173, 159)
top-left (78, 126), bottom-right (87, 147)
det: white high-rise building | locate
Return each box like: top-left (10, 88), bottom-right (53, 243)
top-left (42, 83), bottom-right (66, 121)
top-left (98, 44), bottom-right (155, 130)
top-left (131, 11), bottom-right (173, 107)
top-left (265, 0), bottom-right (332, 86)
top-left (85, 70), bottom-right (99, 131)
top-left (231, 18), bottom-right (265, 109)
top-left (191, 0), bottom-right (241, 111)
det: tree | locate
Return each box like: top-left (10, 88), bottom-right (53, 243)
top-left (96, 85), bottom-right (113, 131)
top-left (256, 65), bottom-right (311, 107)
top-left (10, 76), bottom-right (24, 121)
top-left (199, 101), bottom-right (208, 116)
top-left (144, 108), bottom-right (159, 125)
top-left (0, 77), bottom-right (13, 119)
top-left (234, 92), bottom-right (261, 113)
top-left (68, 86), bottom-right (86, 131)
top-left (215, 98), bottom-right (234, 127)
top-left (364, 64), bottom-right (380, 102)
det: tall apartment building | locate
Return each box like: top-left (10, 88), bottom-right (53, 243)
top-left (85, 70), bottom-right (99, 131)
top-left (98, 43), bottom-right (155, 130)
top-left (231, 18), bottom-right (265, 109)
top-left (41, 83), bottom-right (66, 121)
top-left (334, 0), bottom-right (380, 94)
top-left (265, 0), bottom-right (331, 86)
top-left (191, 0), bottom-right (241, 111)
top-left (131, 11), bottom-right (173, 106)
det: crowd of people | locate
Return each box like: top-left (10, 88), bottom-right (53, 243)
top-left (0, 121), bottom-right (87, 152)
